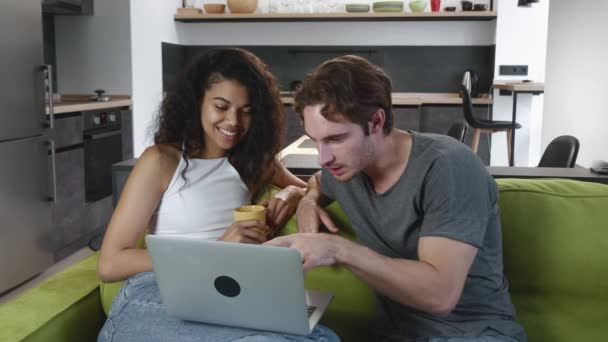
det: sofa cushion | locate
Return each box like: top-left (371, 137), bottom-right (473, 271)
top-left (497, 178), bottom-right (608, 342)
top-left (0, 253), bottom-right (104, 342)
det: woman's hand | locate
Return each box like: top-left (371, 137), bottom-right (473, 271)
top-left (263, 185), bottom-right (305, 232)
top-left (218, 219), bottom-right (270, 244)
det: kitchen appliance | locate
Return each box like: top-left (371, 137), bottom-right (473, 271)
top-left (461, 69), bottom-right (479, 98)
top-left (83, 109), bottom-right (124, 202)
top-left (1, 0), bottom-right (54, 294)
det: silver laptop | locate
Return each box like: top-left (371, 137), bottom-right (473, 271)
top-left (145, 234), bottom-right (334, 336)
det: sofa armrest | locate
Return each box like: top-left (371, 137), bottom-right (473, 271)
top-left (0, 253), bottom-right (105, 342)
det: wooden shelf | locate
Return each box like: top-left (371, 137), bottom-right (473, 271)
top-left (174, 11), bottom-right (497, 23)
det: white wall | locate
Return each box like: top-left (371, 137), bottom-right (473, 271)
top-left (177, 21), bottom-right (495, 46)
top-left (491, 0), bottom-right (549, 166)
top-left (130, 0), bottom-right (181, 155)
top-left (542, 0), bottom-right (608, 167)
top-left (55, 0), bottom-right (132, 95)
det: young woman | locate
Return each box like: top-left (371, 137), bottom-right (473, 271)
top-left (97, 48), bottom-right (339, 342)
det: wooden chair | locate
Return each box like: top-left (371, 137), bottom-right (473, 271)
top-left (460, 84), bottom-right (521, 162)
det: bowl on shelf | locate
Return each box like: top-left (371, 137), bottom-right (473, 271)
top-left (346, 3), bottom-right (371, 13)
top-left (408, 0), bottom-right (427, 12)
top-left (373, 1), bottom-right (404, 13)
top-left (227, 0), bottom-right (258, 14)
top-left (203, 3), bottom-right (226, 14)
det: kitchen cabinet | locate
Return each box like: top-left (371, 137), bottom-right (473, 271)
top-left (53, 113), bottom-right (83, 148)
top-left (46, 107), bottom-right (132, 260)
top-left (49, 146), bottom-right (85, 258)
top-left (393, 106), bottom-right (421, 131)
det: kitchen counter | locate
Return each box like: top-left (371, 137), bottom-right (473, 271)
top-left (46, 95), bottom-right (132, 115)
top-left (280, 92), bottom-right (492, 106)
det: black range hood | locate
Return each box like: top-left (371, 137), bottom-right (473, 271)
top-left (42, 0), bottom-right (94, 15)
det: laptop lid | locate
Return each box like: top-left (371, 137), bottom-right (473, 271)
top-left (145, 235), bottom-right (333, 336)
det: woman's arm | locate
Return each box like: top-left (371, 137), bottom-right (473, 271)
top-left (270, 158), bottom-right (307, 189)
top-left (97, 145), bottom-right (178, 282)
top-left (264, 159), bottom-right (307, 229)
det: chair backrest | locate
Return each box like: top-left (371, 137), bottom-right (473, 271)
top-left (446, 122), bottom-right (468, 143)
top-left (538, 135), bottom-right (580, 168)
top-left (459, 84), bottom-right (481, 127)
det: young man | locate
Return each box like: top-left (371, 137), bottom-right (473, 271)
top-left (266, 56), bottom-right (526, 342)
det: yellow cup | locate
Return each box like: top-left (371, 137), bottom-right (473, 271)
top-left (234, 205), bottom-right (269, 237)
top-left (233, 205), bottom-right (267, 224)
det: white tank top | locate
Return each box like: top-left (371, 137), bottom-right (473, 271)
top-left (148, 156), bottom-right (249, 240)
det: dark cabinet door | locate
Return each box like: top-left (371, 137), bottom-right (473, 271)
top-left (49, 146), bottom-right (86, 258)
top-left (0, 0), bottom-right (45, 140)
top-left (52, 114), bottom-right (84, 149)
top-left (121, 109), bottom-right (133, 160)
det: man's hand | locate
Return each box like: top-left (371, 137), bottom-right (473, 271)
top-left (265, 233), bottom-right (347, 272)
top-left (296, 198), bottom-right (340, 233)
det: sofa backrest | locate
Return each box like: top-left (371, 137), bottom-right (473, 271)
top-left (497, 178), bottom-right (608, 342)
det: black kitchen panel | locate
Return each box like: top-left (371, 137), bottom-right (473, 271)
top-left (162, 44), bottom-right (495, 94)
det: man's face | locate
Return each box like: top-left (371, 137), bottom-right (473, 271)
top-left (303, 104), bottom-right (375, 182)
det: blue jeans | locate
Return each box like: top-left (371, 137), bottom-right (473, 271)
top-left (98, 272), bottom-right (339, 342)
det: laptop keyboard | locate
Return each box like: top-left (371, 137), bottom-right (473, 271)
top-left (307, 305), bottom-right (317, 317)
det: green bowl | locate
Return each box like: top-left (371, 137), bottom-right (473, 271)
top-left (346, 3), bottom-right (371, 12)
top-left (408, 0), bottom-right (427, 12)
top-left (373, 1), bottom-right (404, 12)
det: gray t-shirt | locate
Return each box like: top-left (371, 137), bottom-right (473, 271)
top-left (321, 131), bottom-right (526, 341)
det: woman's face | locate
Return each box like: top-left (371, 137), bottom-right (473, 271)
top-left (200, 79), bottom-right (252, 158)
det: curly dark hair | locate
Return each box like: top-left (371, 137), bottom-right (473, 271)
top-left (154, 47), bottom-right (284, 199)
top-left (294, 55), bottom-right (393, 135)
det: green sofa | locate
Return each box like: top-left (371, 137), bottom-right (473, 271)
top-left (2, 178), bottom-right (608, 341)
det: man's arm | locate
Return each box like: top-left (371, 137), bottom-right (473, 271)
top-left (296, 172), bottom-right (338, 233)
top-left (266, 233), bottom-right (477, 316)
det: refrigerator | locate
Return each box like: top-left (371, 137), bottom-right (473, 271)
top-left (0, 0), bottom-right (54, 294)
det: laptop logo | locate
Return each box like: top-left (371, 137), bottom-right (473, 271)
top-left (214, 276), bottom-right (241, 297)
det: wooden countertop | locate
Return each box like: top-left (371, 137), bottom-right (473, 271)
top-left (281, 92), bottom-right (492, 106)
top-left (493, 81), bottom-right (544, 93)
top-left (46, 95), bottom-right (132, 115)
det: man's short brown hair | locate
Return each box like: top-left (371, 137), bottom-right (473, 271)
top-left (294, 55), bottom-right (393, 135)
